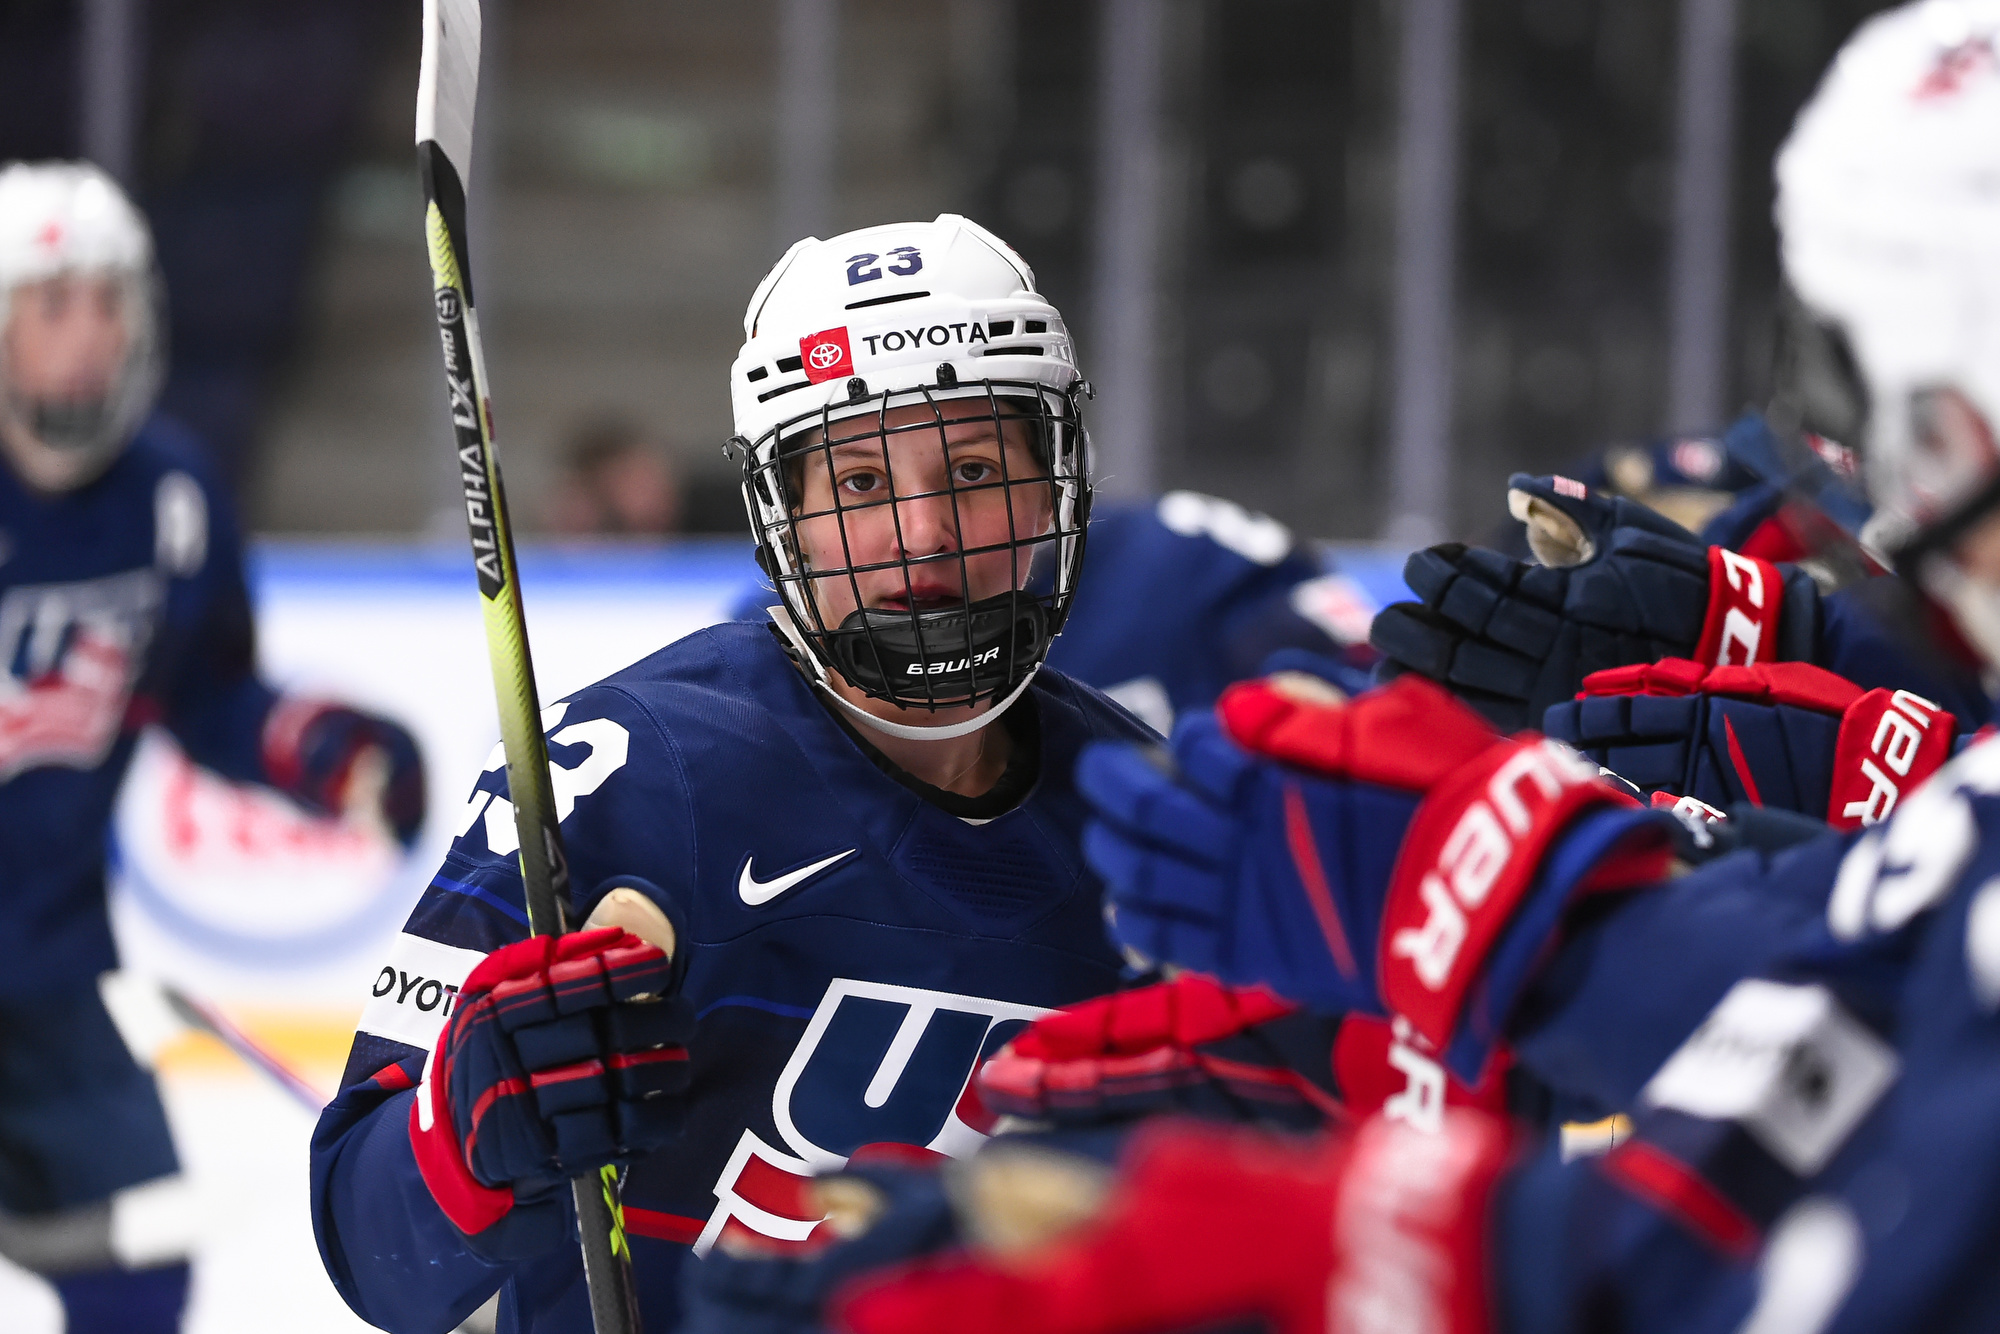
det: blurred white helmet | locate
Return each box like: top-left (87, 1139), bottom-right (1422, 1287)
top-left (1775, 0), bottom-right (2000, 658)
top-left (727, 214), bottom-right (1091, 738)
top-left (0, 161), bottom-right (163, 493)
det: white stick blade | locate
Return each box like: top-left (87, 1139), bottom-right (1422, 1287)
top-left (416, 0), bottom-right (481, 185)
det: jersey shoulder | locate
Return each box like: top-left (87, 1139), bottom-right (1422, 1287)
top-left (1093, 493), bottom-right (1314, 582)
top-left (587, 619), bottom-right (811, 732)
top-left (1032, 664), bottom-right (1166, 746)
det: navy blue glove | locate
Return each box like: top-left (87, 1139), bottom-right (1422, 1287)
top-left (264, 699), bottom-right (427, 846)
top-left (682, 1159), bottom-right (958, 1334)
top-left (1370, 473), bottom-right (1818, 732)
top-left (1078, 674), bottom-right (1675, 1080)
top-left (410, 908), bottom-right (693, 1260)
top-left (1544, 658), bottom-right (1958, 831)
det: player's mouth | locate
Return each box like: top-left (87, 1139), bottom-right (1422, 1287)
top-left (875, 581), bottom-right (966, 614)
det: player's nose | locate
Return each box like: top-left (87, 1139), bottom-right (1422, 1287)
top-left (890, 486), bottom-right (960, 556)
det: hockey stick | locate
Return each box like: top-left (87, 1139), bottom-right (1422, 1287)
top-left (99, 971), bottom-right (330, 1113)
top-left (158, 981), bottom-right (330, 1113)
top-left (416, 3), bottom-right (641, 1330)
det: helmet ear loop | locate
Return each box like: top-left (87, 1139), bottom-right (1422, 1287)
top-left (758, 437), bottom-right (814, 628)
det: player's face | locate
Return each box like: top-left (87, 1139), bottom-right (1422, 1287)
top-left (2, 272), bottom-right (130, 405)
top-left (791, 398), bottom-right (1052, 627)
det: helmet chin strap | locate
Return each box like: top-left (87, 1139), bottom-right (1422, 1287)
top-left (769, 606), bottom-right (1035, 741)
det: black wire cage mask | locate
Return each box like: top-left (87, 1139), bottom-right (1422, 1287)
top-left (732, 377), bottom-right (1091, 724)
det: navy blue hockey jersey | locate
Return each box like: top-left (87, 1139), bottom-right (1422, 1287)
top-left (1043, 493), bottom-right (1366, 732)
top-left (309, 621), bottom-right (1152, 1334)
top-left (0, 416), bottom-right (277, 997)
top-left (1492, 734), bottom-right (2000, 1332)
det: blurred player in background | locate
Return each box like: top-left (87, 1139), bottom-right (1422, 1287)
top-left (544, 416), bottom-right (686, 538)
top-left (310, 215), bottom-right (1154, 1333)
top-left (0, 161), bottom-right (426, 1334)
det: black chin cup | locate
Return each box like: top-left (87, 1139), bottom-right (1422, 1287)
top-left (821, 594), bottom-right (1049, 707)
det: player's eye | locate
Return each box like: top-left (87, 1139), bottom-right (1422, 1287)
top-left (839, 469), bottom-right (884, 496)
top-left (953, 460), bottom-right (996, 486)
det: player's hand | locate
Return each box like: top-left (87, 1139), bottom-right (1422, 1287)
top-left (265, 700), bottom-right (427, 847)
top-left (1369, 472), bottom-right (1817, 732)
top-left (1078, 673), bottom-right (1674, 1079)
top-left (409, 900), bottom-right (692, 1259)
top-left (682, 1158), bottom-right (959, 1334)
top-left (974, 974), bottom-right (1344, 1131)
top-left (1544, 658), bottom-right (1957, 830)
top-left (830, 1111), bottom-right (1516, 1334)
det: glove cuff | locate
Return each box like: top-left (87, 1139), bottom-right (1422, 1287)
top-left (409, 1022), bottom-right (517, 1239)
top-left (1326, 1111), bottom-right (1516, 1334)
top-left (1693, 547), bottom-right (1785, 666)
top-left (1379, 736), bottom-right (1653, 1052)
top-left (260, 696), bottom-right (342, 796)
top-left (1828, 688), bottom-right (1957, 830)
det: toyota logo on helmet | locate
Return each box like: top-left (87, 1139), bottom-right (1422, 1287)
top-left (807, 341), bottom-right (843, 371)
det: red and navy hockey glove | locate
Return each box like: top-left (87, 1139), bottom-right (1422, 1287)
top-left (410, 918), bottom-right (692, 1260)
top-left (974, 975), bottom-right (1345, 1131)
top-left (263, 698), bottom-right (427, 847)
top-left (1078, 673), bottom-right (1676, 1081)
top-left (830, 1110), bottom-right (1517, 1334)
top-left (1544, 658), bottom-right (1957, 831)
top-left (975, 974), bottom-right (1511, 1134)
top-left (1370, 473), bottom-right (1820, 732)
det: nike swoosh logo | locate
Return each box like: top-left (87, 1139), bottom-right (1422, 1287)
top-left (738, 848), bottom-right (857, 906)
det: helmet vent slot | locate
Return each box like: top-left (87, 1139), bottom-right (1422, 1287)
top-left (746, 366), bottom-right (770, 382)
top-left (755, 379), bottom-right (815, 404)
top-left (845, 290), bottom-right (931, 310)
top-left (776, 355), bottom-right (804, 373)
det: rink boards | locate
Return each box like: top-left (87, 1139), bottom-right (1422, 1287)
top-left (109, 536), bottom-right (1414, 1039)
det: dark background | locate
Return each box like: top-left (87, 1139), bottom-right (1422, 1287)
top-left (0, 0), bottom-right (1898, 538)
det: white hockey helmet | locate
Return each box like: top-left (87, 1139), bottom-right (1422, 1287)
top-left (1775, 1), bottom-right (2000, 653)
top-left (727, 214), bottom-right (1091, 737)
top-left (0, 161), bottom-right (163, 493)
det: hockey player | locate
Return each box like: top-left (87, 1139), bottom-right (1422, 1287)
top-left (308, 215), bottom-right (1156, 1333)
top-left (0, 162), bottom-right (425, 1334)
top-left (840, 8), bottom-right (2000, 1331)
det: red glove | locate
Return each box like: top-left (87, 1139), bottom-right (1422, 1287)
top-left (975, 975), bottom-right (1343, 1129)
top-left (410, 926), bottom-right (691, 1259)
top-left (978, 975), bottom-right (1511, 1135)
top-left (830, 1111), bottom-right (1517, 1334)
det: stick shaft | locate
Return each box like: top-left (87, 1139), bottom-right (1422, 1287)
top-left (419, 137), bottom-right (642, 1334)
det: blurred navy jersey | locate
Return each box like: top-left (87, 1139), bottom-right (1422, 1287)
top-left (727, 492), bottom-right (1372, 734)
top-left (0, 415), bottom-right (277, 998)
top-left (1045, 493), bottom-right (1372, 731)
top-left (1492, 735), bottom-right (2000, 1334)
top-left (309, 621), bottom-right (1149, 1334)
